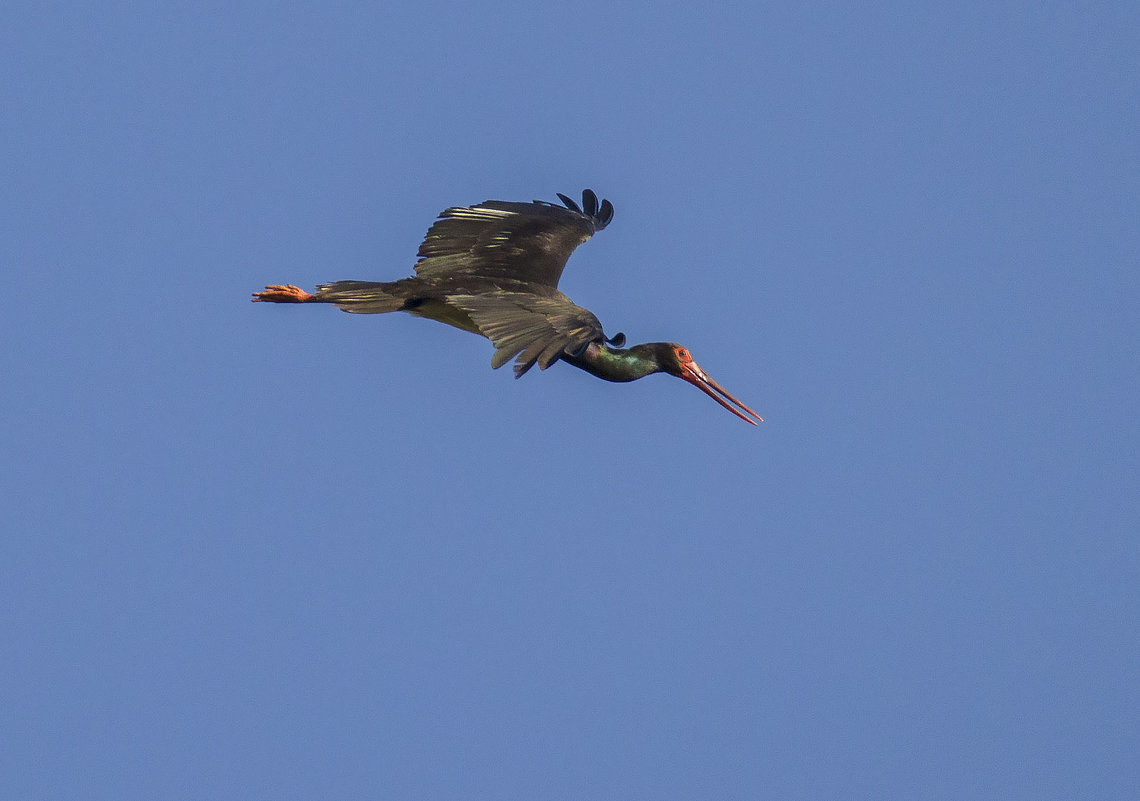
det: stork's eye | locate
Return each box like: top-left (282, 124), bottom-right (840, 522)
top-left (675, 347), bottom-right (691, 361)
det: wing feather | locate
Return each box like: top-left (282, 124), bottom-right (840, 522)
top-left (414, 191), bottom-right (614, 290)
top-left (448, 292), bottom-right (609, 377)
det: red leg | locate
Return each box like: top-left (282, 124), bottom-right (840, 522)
top-left (251, 284), bottom-right (315, 303)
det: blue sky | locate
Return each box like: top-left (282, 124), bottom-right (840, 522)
top-left (2, 2), bottom-right (1137, 798)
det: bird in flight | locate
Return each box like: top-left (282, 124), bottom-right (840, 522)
top-left (252, 190), bottom-right (762, 424)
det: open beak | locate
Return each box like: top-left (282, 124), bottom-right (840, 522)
top-left (679, 360), bottom-right (764, 425)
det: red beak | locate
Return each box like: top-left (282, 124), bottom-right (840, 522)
top-left (679, 360), bottom-right (763, 425)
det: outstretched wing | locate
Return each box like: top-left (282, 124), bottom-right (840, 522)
top-left (449, 292), bottom-right (609, 378)
top-left (414, 190), bottom-right (614, 290)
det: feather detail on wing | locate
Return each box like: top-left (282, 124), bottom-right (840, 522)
top-left (448, 292), bottom-right (609, 378)
top-left (414, 190), bottom-right (613, 290)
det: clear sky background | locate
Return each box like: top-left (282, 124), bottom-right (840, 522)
top-left (2, 2), bottom-right (1137, 799)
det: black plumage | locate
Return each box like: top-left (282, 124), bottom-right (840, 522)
top-left (253, 190), bottom-right (761, 424)
top-left (285, 190), bottom-right (618, 377)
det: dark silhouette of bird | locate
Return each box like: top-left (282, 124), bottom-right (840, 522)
top-left (252, 190), bottom-right (762, 424)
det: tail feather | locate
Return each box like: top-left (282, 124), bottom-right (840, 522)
top-left (315, 280), bottom-right (407, 314)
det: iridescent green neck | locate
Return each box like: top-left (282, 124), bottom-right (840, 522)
top-left (561, 342), bottom-right (666, 383)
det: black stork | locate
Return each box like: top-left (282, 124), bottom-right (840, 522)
top-left (252, 190), bottom-right (762, 425)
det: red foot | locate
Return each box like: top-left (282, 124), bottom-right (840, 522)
top-left (251, 284), bottom-right (314, 303)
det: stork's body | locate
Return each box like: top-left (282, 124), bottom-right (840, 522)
top-left (253, 191), bottom-right (761, 424)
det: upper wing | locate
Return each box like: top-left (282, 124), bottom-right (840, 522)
top-left (414, 190), bottom-right (614, 290)
top-left (448, 292), bottom-right (609, 378)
